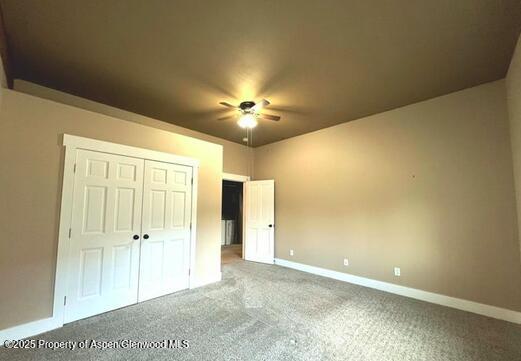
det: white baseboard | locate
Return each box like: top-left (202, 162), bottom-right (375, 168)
top-left (0, 317), bottom-right (62, 345)
top-left (190, 272), bottom-right (222, 289)
top-left (274, 258), bottom-right (521, 324)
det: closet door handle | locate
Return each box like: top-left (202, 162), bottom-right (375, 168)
top-left (143, 234), bottom-right (149, 239)
top-left (133, 235), bottom-right (139, 240)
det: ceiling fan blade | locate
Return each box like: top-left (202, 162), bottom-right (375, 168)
top-left (258, 113), bottom-right (281, 121)
top-left (217, 115), bottom-right (236, 121)
top-left (219, 101), bottom-right (238, 108)
top-left (251, 99), bottom-right (270, 112)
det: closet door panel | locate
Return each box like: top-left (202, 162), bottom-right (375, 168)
top-left (65, 150), bottom-right (143, 323)
top-left (139, 160), bottom-right (192, 302)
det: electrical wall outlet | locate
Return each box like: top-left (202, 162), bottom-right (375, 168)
top-left (394, 267), bottom-right (401, 276)
top-left (290, 249), bottom-right (294, 256)
top-left (343, 258), bottom-right (349, 266)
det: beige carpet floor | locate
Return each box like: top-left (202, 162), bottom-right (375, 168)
top-left (2, 260), bottom-right (521, 360)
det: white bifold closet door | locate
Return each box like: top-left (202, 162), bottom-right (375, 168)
top-left (65, 151), bottom-right (193, 323)
top-left (65, 150), bottom-right (144, 323)
top-left (138, 160), bottom-right (192, 302)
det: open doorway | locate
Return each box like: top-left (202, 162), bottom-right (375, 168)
top-left (221, 179), bottom-right (243, 264)
top-left (221, 173), bottom-right (250, 264)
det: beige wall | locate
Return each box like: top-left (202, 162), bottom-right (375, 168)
top-left (14, 80), bottom-right (253, 177)
top-left (254, 80), bottom-right (521, 311)
top-left (0, 89), bottom-right (223, 329)
top-left (507, 34), bottom-right (521, 260)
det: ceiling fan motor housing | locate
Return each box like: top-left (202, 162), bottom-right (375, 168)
top-left (239, 101), bottom-right (256, 111)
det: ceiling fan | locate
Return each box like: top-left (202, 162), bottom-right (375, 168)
top-left (218, 99), bottom-right (281, 128)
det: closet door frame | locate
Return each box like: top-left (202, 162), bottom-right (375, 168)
top-left (53, 134), bottom-right (199, 328)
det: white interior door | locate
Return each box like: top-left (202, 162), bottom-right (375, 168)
top-left (244, 180), bottom-right (275, 264)
top-left (138, 160), bottom-right (193, 302)
top-left (65, 150), bottom-right (143, 323)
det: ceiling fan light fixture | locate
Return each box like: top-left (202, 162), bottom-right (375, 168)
top-left (237, 113), bottom-right (257, 128)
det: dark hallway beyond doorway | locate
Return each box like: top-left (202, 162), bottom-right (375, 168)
top-left (222, 180), bottom-right (243, 264)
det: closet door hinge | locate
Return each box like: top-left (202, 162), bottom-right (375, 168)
top-left (64, 296), bottom-right (67, 306)
top-left (68, 228), bottom-right (72, 238)
top-left (73, 163), bottom-right (76, 173)
top-left (190, 223), bottom-right (192, 230)
top-left (188, 269), bottom-right (191, 276)
top-left (191, 177), bottom-right (194, 185)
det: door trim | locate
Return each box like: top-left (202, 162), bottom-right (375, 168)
top-left (222, 172), bottom-right (250, 182)
top-left (54, 134), bottom-right (199, 328)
